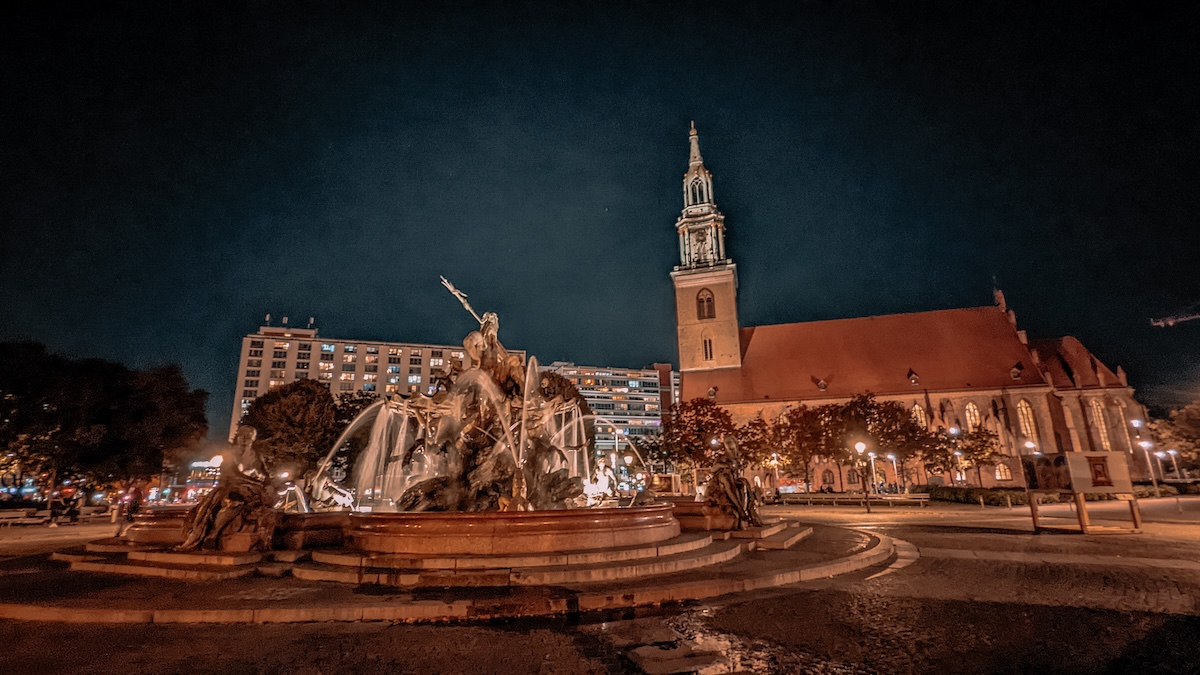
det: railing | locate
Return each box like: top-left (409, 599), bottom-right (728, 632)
top-left (778, 493), bottom-right (931, 507)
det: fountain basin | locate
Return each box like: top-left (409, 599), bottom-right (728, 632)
top-left (346, 503), bottom-right (680, 555)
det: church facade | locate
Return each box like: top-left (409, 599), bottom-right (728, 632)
top-left (670, 125), bottom-right (1150, 490)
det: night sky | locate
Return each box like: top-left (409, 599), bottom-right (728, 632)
top-left (2, 1), bottom-right (1197, 437)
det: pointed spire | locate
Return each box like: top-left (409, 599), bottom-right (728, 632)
top-left (688, 121), bottom-right (703, 166)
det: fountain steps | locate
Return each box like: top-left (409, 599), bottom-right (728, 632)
top-left (69, 558), bottom-right (260, 582)
top-left (288, 539), bottom-right (744, 588)
top-left (309, 531), bottom-right (714, 570)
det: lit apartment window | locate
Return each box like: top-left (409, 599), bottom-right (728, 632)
top-left (451, 351), bottom-right (464, 359)
top-left (269, 379), bottom-right (285, 388)
top-left (363, 383), bottom-right (376, 392)
top-left (388, 376), bottom-right (400, 384)
top-left (363, 374), bottom-right (377, 382)
top-left (385, 384), bottom-right (399, 393)
top-left (365, 355), bottom-right (378, 364)
top-left (366, 346), bottom-right (378, 354)
top-left (321, 344), bottom-right (336, 353)
top-left (388, 348), bottom-right (401, 356)
top-left (410, 349), bottom-right (422, 356)
top-left (340, 373), bottom-right (354, 381)
top-left (387, 366), bottom-right (401, 374)
top-left (318, 373), bottom-right (332, 381)
top-left (408, 375), bottom-right (422, 384)
top-left (430, 358), bottom-right (444, 367)
top-left (344, 345), bottom-right (357, 353)
top-left (343, 354), bottom-right (357, 363)
top-left (270, 369), bottom-right (285, 378)
top-left (319, 362), bottom-right (333, 371)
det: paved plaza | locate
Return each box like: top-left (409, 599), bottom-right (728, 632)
top-left (2, 498), bottom-right (1199, 674)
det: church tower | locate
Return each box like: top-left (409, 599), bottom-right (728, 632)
top-left (670, 123), bottom-right (742, 373)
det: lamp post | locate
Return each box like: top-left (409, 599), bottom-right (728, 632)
top-left (867, 452), bottom-right (879, 494)
top-left (1167, 449), bottom-right (1181, 479)
top-left (854, 441), bottom-right (871, 513)
top-left (887, 453), bottom-right (902, 492)
top-left (953, 451), bottom-right (964, 486)
top-left (1153, 451), bottom-right (1167, 481)
top-left (1131, 419), bottom-right (1161, 498)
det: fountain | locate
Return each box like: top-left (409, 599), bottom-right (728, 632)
top-left (297, 277), bottom-right (680, 556)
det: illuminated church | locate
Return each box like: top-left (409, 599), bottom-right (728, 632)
top-left (671, 124), bottom-right (1147, 488)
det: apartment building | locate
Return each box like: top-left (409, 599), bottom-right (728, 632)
top-left (229, 323), bottom-right (524, 439)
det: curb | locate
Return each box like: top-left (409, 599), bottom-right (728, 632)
top-left (0, 532), bottom-right (893, 625)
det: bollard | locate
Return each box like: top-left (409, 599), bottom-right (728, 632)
top-left (1006, 495), bottom-right (1012, 509)
top-left (979, 496), bottom-right (985, 509)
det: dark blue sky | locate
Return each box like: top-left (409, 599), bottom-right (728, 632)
top-left (2, 1), bottom-right (1197, 437)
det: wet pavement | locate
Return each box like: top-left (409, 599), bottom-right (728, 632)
top-left (4, 503), bottom-right (1200, 674)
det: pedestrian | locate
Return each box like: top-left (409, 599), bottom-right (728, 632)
top-left (116, 482), bottom-right (144, 537)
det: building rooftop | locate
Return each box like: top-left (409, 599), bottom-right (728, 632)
top-left (682, 305), bottom-right (1050, 403)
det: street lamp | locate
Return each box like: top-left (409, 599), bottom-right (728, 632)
top-left (1167, 449), bottom-right (1181, 479)
top-left (952, 451), bottom-right (964, 486)
top-left (1137, 436), bottom-right (1161, 498)
top-left (1154, 451), bottom-right (1167, 480)
top-left (854, 441), bottom-right (871, 513)
top-left (887, 453), bottom-right (902, 492)
top-left (867, 452), bottom-right (879, 494)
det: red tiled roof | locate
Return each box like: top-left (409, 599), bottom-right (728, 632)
top-left (1029, 336), bottom-right (1121, 390)
top-left (681, 306), bottom-right (1047, 404)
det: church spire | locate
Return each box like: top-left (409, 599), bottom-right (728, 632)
top-left (683, 123), bottom-right (715, 209)
top-left (689, 120), bottom-right (703, 166)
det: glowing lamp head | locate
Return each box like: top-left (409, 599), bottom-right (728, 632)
top-left (1155, 451), bottom-right (1166, 459)
top-left (1024, 441), bottom-right (1037, 450)
top-left (1130, 419), bottom-right (1143, 428)
top-left (949, 426), bottom-right (961, 436)
top-left (1138, 440), bottom-right (1152, 449)
top-left (1168, 449), bottom-right (1179, 456)
top-left (854, 441), bottom-right (867, 453)
top-left (868, 451), bottom-right (876, 458)
top-left (886, 453), bottom-right (896, 460)
top-left (953, 451), bottom-right (963, 457)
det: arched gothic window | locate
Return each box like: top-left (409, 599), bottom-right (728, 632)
top-left (1017, 400), bottom-right (1038, 442)
top-left (964, 402), bottom-right (981, 432)
top-left (847, 468), bottom-right (860, 485)
top-left (821, 469), bottom-right (835, 485)
top-left (995, 464), bottom-right (1013, 481)
top-left (702, 337), bottom-right (714, 361)
top-left (696, 289), bottom-right (715, 320)
top-left (911, 404), bottom-right (928, 428)
top-left (689, 177), bottom-right (705, 204)
top-left (1090, 399), bottom-right (1111, 451)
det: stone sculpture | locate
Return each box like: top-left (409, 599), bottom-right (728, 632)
top-left (705, 437), bottom-right (763, 530)
top-left (177, 426), bottom-right (278, 552)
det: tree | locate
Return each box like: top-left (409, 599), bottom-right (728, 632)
top-left (1151, 401), bottom-right (1200, 473)
top-left (0, 342), bottom-right (208, 494)
top-left (241, 379), bottom-right (337, 475)
top-left (957, 427), bottom-right (1005, 486)
top-left (735, 414), bottom-right (777, 468)
top-left (662, 397), bottom-right (736, 491)
top-left (777, 404), bottom-right (843, 492)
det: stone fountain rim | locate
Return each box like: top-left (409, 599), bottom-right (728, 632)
top-left (346, 502), bottom-right (673, 521)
